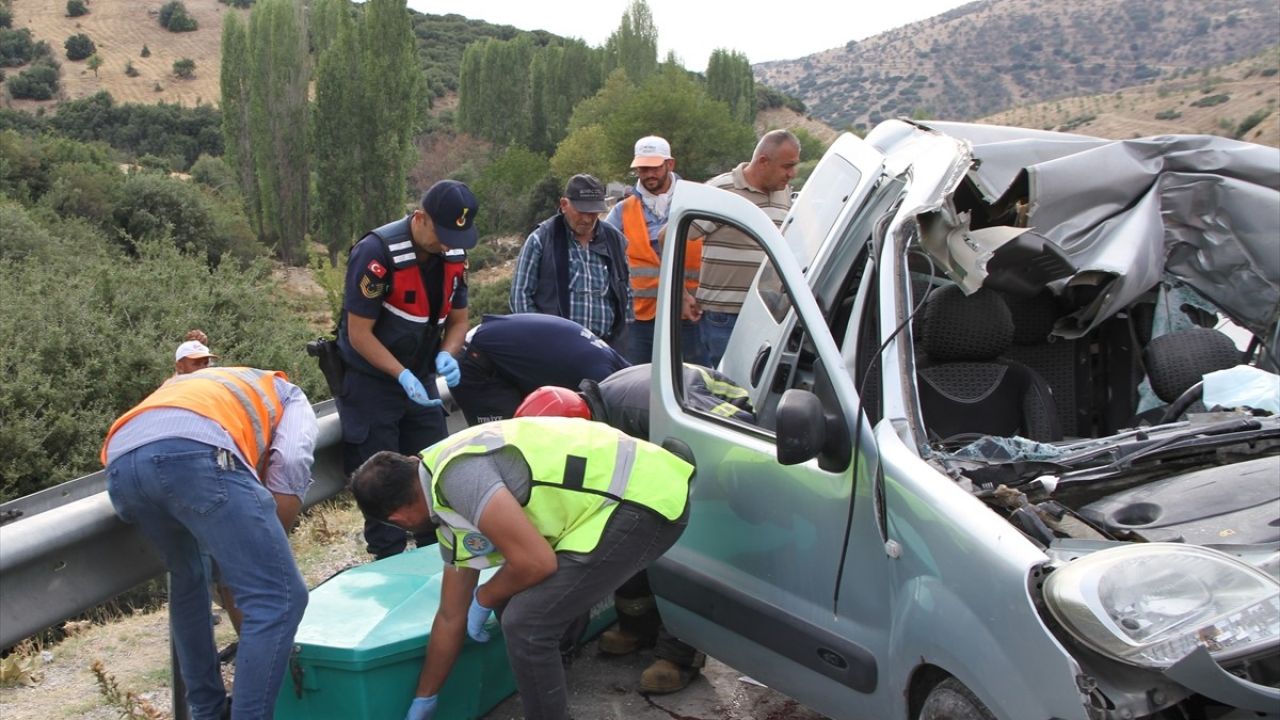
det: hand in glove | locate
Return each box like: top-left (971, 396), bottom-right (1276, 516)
top-left (435, 351), bottom-right (461, 388)
top-left (467, 587), bottom-right (493, 643)
top-left (404, 695), bottom-right (437, 720)
top-left (398, 369), bottom-right (442, 408)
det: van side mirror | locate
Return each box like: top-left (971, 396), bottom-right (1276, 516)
top-left (775, 389), bottom-right (851, 471)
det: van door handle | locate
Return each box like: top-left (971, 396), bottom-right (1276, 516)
top-left (750, 345), bottom-right (771, 386)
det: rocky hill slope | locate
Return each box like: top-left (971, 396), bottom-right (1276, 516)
top-left (756, 0), bottom-right (1279, 131)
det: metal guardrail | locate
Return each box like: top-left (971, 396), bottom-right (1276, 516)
top-left (0, 400), bottom-right (347, 650)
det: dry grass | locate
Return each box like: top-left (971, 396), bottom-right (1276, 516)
top-left (5, 0), bottom-right (244, 111)
top-left (0, 497), bottom-right (369, 719)
top-left (982, 51), bottom-right (1280, 147)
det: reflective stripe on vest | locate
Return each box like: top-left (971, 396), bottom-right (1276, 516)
top-left (620, 196), bottom-right (701, 322)
top-left (100, 368), bottom-right (287, 476)
top-left (421, 417), bottom-right (692, 569)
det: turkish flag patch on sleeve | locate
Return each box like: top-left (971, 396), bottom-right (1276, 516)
top-left (367, 260), bottom-right (387, 278)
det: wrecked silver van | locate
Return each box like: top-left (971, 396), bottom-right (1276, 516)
top-left (644, 120), bottom-right (1279, 719)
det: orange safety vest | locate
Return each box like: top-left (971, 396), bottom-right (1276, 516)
top-left (620, 195), bottom-right (701, 322)
top-left (100, 367), bottom-right (287, 476)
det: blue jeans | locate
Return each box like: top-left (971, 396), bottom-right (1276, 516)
top-left (627, 319), bottom-right (705, 366)
top-left (699, 310), bottom-right (739, 368)
top-left (107, 438), bottom-right (307, 720)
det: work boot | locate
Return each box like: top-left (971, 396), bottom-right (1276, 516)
top-left (639, 658), bottom-right (700, 694)
top-left (599, 627), bottom-right (652, 656)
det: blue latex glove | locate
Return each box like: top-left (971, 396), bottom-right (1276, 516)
top-left (435, 351), bottom-right (461, 387)
top-left (467, 587), bottom-right (493, 643)
top-left (404, 695), bottom-right (437, 720)
top-left (398, 369), bottom-right (442, 408)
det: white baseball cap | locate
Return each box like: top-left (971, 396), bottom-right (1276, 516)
top-left (631, 135), bottom-right (672, 168)
top-left (175, 340), bottom-right (217, 362)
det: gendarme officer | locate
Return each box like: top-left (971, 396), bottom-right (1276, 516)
top-left (336, 179), bottom-right (479, 559)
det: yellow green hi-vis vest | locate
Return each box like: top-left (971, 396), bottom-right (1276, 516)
top-left (420, 417), bottom-right (693, 569)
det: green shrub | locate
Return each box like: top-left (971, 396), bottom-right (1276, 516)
top-left (7, 60), bottom-right (60, 100)
top-left (140, 44), bottom-right (150, 58)
top-left (0, 7), bottom-right (12, 29)
top-left (172, 57), bottom-right (195, 79)
top-left (1190, 94), bottom-right (1230, 108)
top-left (0, 232), bottom-right (325, 501)
top-left (1154, 109), bottom-right (1182, 120)
top-left (67, 0), bottom-right (89, 18)
top-left (124, 60), bottom-right (138, 77)
top-left (466, 276), bottom-right (512, 322)
top-left (64, 33), bottom-right (95, 61)
top-left (158, 1), bottom-right (198, 32)
top-left (1235, 110), bottom-right (1270, 139)
top-left (0, 27), bottom-right (35, 67)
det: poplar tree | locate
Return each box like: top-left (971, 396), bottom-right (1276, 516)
top-left (603, 0), bottom-right (658, 84)
top-left (706, 49), bottom-right (756, 124)
top-left (248, 0), bottom-right (310, 264)
top-left (312, 4), bottom-right (361, 260)
top-left (219, 12), bottom-right (263, 241)
top-left (355, 0), bottom-right (423, 232)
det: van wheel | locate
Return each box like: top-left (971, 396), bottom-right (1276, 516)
top-left (918, 677), bottom-right (997, 720)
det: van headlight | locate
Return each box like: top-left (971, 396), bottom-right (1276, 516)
top-left (1044, 543), bottom-right (1280, 669)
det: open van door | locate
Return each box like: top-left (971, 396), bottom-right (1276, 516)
top-left (646, 184), bottom-right (878, 713)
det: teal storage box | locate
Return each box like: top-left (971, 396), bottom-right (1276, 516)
top-left (274, 547), bottom-right (614, 720)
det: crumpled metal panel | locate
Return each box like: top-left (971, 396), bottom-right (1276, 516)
top-left (923, 123), bottom-right (1280, 358)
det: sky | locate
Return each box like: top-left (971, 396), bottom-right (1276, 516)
top-left (405, 0), bottom-right (972, 71)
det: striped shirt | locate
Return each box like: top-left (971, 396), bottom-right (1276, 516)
top-left (695, 163), bottom-right (792, 313)
top-left (103, 376), bottom-right (318, 497)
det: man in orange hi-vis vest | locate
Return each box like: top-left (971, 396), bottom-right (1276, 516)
top-left (102, 367), bottom-right (317, 720)
top-left (603, 136), bottom-right (706, 366)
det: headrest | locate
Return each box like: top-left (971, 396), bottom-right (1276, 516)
top-left (1144, 328), bottom-right (1241, 403)
top-left (920, 286), bottom-right (1014, 362)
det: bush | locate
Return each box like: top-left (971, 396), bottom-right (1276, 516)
top-left (158, 1), bottom-right (198, 32)
top-left (172, 57), bottom-right (195, 79)
top-left (1235, 109), bottom-right (1269, 138)
top-left (141, 44), bottom-right (150, 58)
top-left (67, 0), bottom-right (89, 18)
top-left (0, 8), bottom-right (11, 29)
top-left (64, 33), bottom-right (95, 61)
top-left (124, 60), bottom-right (139, 77)
top-left (1154, 109), bottom-right (1182, 120)
top-left (0, 231), bottom-right (325, 502)
top-left (0, 27), bottom-right (35, 67)
top-left (466, 275), bottom-right (512, 321)
top-left (7, 61), bottom-right (60, 100)
top-left (1191, 94), bottom-right (1230, 108)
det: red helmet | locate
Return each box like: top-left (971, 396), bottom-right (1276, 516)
top-left (514, 386), bottom-right (591, 419)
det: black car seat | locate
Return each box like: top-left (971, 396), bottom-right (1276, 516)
top-left (1001, 290), bottom-right (1084, 437)
top-left (1139, 327), bottom-right (1241, 423)
top-left (916, 285), bottom-right (1063, 443)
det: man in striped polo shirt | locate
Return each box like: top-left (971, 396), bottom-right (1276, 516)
top-left (696, 130), bottom-right (801, 367)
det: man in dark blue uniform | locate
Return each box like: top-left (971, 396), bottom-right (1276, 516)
top-left (336, 179), bottom-right (478, 559)
top-left (449, 313), bottom-right (630, 426)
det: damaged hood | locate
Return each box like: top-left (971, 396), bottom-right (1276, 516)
top-left (925, 122), bottom-right (1280, 358)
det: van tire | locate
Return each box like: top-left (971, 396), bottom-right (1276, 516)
top-left (918, 677), bottom-right (997, 720)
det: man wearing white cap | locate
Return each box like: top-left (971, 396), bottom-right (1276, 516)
top-left (603, 136), bottom-right (705, 366)
top-left (174, 331), bottom-right (217, 376)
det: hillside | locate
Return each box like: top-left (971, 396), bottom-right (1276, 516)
top-left (982, 48), bottom-right (1280, 147)
top-left (756, 0), bottom-right (1280, 131)
top-left (2, 1), bottom-right (560, 110)
top-left (6, 0), bottom-right (242, 108)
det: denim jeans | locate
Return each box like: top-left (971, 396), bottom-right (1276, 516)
top-left (501, 505), bottom-right (687, 720)
top-left (107, 438), bottom-right (307, 720)
top-left (699, 310), bottom-right (739, 369)
top-left (627, 319), bottom-right (705, 367)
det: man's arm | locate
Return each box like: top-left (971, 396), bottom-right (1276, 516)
top-left (439, 308), bottom-right (468, 357)
top-left (415, 564), bottom-right (480, 697)
top-left (473, 487), bottom-right (557, 609)
top-left (347, 312), bottom-right (407, 379)
top-left (508, 233), bottom-right (543, 314)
